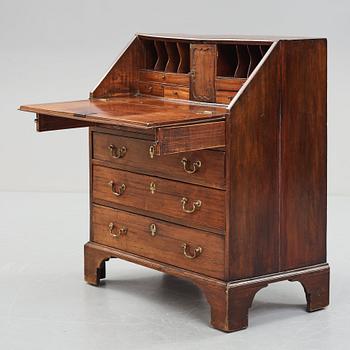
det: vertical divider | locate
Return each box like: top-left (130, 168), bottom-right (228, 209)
top-left (142, 40), bottom-right (157, 69)
top-left (232, 45), bottom-right (238, 77)
top-left (217, 45), bottom-right (237, 77)
top-left (247, 45), bottom-right (263, 76)
top-left (165, 42), bottom-right (180, 73)
top-left (177, 42), bottom-right (190, 73)
top-left (260, 45), bottom-right (270, 56)
top-left (154, 41), bottom-right (168, 71)
top-left (234, 45), bottom-right (250, 78)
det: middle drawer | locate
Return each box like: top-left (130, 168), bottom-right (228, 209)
top-left (92, 165), bottom-right (225, 233)
top-left (92, 132), bottom-right (225, 190)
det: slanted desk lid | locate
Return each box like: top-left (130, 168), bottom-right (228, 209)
top-left (19, 96), bottom-right (227, 129)
top-left (20, 96), bottom-right (227, 155)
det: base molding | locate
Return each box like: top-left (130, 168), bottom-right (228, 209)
top-left (84, 242), bottom-right (330, 332)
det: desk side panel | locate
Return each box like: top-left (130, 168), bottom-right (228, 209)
top-left (91, 36), bottom-right (143, 98)
top-left (226, 44), bottom-right (281, 280)
top-left (280, 40), bottom-right (327, 270)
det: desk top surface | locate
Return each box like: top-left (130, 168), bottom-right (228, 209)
top-left (20, 95), bottom-right (228, 129)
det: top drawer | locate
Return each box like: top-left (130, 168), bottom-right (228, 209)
top-left (92, 132), bottom-right (225, 190)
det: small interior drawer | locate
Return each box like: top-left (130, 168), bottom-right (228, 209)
top-left (154, 120), bottom-right (225, 155)
top-left (215, 77), bottom-right (246, 91)
top-left (216, 91), bottom-right (237, 104)
top-left (138, 81), bottom-right (164, 97)
top-left (164, 85), bottom-right (189, 100)
top-left (139, 69), bottom-right (190, 86)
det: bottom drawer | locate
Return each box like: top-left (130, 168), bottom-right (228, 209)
top-left (92, 204), bottom-right (225, 279)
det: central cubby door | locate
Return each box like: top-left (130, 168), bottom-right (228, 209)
top-left (190, 44), bottom-right (217, 103)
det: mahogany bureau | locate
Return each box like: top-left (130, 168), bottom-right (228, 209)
top-left (20, 33), bottom-right (330, 332)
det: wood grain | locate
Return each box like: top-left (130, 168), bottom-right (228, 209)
top-left (138, 81), bottom-right (164, 97)
top-left (84, 242), bottom-right (329, 332)
top-left (226, 42), bottom-right (280, 280)
top-left (20, 96), bottom-right (227, 129)
top-left (234, 45), bottom-right (250, 78)
top-left (92, 165), bottom-right (225, 232)
top-left (163, 85), bottom-right (189, 100)
top-left (91, 36), bottom-right (143, 98)
top-left (163, 72), bottom-right (190, 85)
top-left (139, 69), bottom-right (165, 83)
top-left (155, 121), bottom-right (225, 155)
top-left (92, 204), bottom-right (225, 279)
top-left (177, 42), bottom-right (190, 73)
top-left (280, 39), bottom-right (327, 270)
top-left (35, 113), bottom-right (91, 131)
top-left (92, 131), bottom-right (226, 189)
top-left (139, 69), bottom-right (190, 86)
top-left (154, 41), bottom-right (167, 71)
top-left (165, 41), bottom-right (180, 73)
top-left (190, 44), bottom-right (217, 102)
top-left (215, 77), bottom-right (246, 91)
top-left (216, 91), bottom-right (237, 104)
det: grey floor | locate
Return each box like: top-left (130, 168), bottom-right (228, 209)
top-left (0, 192), bottom-right (348, 350)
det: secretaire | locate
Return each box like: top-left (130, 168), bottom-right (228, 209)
top-left (20, 33), bottom-right (329, 332)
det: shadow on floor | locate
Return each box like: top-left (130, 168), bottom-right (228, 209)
top-left (94, 265), bottom-right (309, 329)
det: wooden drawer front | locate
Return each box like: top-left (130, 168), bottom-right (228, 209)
top-left (139, 70), bottom-right (190, 86)
top-left (164, 73), bottom-right (190, 86)
top-left (216, 91), bottom-right (237, 104)
top-left (215, 77), bottom-right (246, 91)
top-left (139, 81), bottom-right (164, 97)
top-left (164, 86), bottom-right (189, 100)
top-left (92, 165), bottom-right (225, 233)
top-left (92, 205), bottom-right (225, 279)
top-left (155, 121), bottom-right (225, 155)
top-left (93, 132), bottom-right (225, 189)
top-left (139, 70), bottom-right (165, 83)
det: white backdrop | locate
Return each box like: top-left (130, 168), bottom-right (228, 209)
top-left (1, 0), bottom-right (349, 194)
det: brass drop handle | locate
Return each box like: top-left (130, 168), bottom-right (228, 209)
top-left (181, 158), bottom-right (201, 174)
top-left (182, 243), bottom-right (202, 259)
top-left (181, 197), bottom-right (201, 213)
top-left (149, 223), bottom-right (157, 237)
top-left (108, 181), bottom-right (126, 196)
top-left (108, 144), bottom-right (127, 159)
top-left (108, 222), bottom-right (128, 238)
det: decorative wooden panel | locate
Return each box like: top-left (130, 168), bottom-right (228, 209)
top-left (190, 44), bottom-right (216, 102)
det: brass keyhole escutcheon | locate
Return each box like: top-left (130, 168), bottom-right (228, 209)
top-left (149, 144), bottom-right (156, 159)
top-left (149, 223), bottom-right (157, 237)
top-left (150, 182), bottom-right (156, 194)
